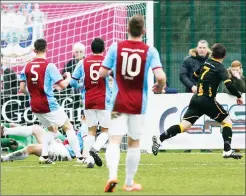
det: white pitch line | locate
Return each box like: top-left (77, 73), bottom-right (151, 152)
top-left (1, 162), bottom-right (245, 169)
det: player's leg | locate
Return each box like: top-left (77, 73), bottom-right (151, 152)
top-left (40, 108), bottom-right (84, 162)
top-left (152, 96), bottom-right (202, 156)
top-left (1, 124), bottom-right (45, 144)
top-left (48, 140), bottom-right (72, 162)
top-left (82, 110), bottom-right (97, 160)
top-left (90, 110), bottom-right (110, 167)
top-left (1, 144), bottom-right (42, 162)
top-left (2, 124), bottom-right (33, 138)
top-left (104, 113), bottom-right (127, 192)
top-left (206, 99), bottom-right (242, 159)
top-left (62, 121), bottom-right (84, 162)
top-left (34, 112), bottom-right (59, 164)
top-left (123, 114), bottom-right (144, 192)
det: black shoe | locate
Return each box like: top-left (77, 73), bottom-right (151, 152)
top-left (39, 156), bottom-right (55, 164)
top-left (152, 136), bottom-right (160, 156)
top-left (89, 148), bottom-right (102, 167)
top-left (223, 150), bottom-right (243, 160)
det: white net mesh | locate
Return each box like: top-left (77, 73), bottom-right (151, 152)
top-left (1, 2), bottom-right (148, 151)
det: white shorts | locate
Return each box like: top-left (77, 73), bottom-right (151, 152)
top-left (48, 140), bottom-right (72, 161)
top-left (34, 108), bottom-right (69, 128)
top-left (84, 109), bottom-right (110, 128)
top-left (109, 113), bottom-right (145, 140)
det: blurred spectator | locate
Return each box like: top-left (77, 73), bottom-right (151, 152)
top-left (223, 60), bottom-right (246, 94)
top-left (60, 42), bottom-right (85, 94)
top-left (0, 54), bottom-right (18, 95)
top-left (180, 40), bottom-right (211, 93)
top-left (179, 40), bottom-right (211, 153)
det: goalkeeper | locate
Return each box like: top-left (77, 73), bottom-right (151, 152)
top-left (1, 122), bottom-right (29, 153)
top-left (1, 123), bottom-right (85, 162)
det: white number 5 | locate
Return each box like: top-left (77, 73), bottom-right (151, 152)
top-left (90, 63), bottom-right (100, 81)
top-left (31, 64), bottom-right (40, 81)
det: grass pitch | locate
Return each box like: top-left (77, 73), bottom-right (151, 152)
top-left (1, 151), bottom-right (245, 195)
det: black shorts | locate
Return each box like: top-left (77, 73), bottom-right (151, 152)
top-left (183, 95), bottom-right (228, 124)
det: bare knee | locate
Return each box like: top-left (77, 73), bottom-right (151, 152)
top-left (62, 121), bottom-right (73, 132)
top-left (180, 120), bottom-right (192, 132)
top-left (47, 125), bottom-right (59, 134)
top-left (101, 127), bottom-right (108, 133)
top-left (88, 126), bottom-right (97, 136)
top-left (108, 135), bottom-right (123, 146)
top-left (128, 137), bottom-right (139, 148)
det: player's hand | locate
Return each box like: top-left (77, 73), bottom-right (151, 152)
top-left (53, 84), bottom-right (62, 91)
top-left (63, 72), bottom-right (71, 79)
top-left (152, 83), bottom-right (166, 94)
top-left (237, 97), bottom-right (243, 105)
top-left (231, 70), bottom-right (241, 79)
top-left (191, 85), bottom-right (197, 93)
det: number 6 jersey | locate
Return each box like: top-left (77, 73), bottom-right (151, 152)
top-left (20, 58), bottom-right (63, 113)
top-left (71, 54), bottom-right (111, 110)
top-left (102, 40), bottom-right (162, 114)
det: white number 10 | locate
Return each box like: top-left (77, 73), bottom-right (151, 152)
top-left (121, 52), bottom-right (142, 77)
top-left (31, 64), bottom-right (40, 81)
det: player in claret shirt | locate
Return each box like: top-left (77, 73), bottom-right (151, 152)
top-left (99, 14), bottom-right (166, 192)
top-left (71, 38), bottom-right (111, 167)
top-left (19, 38), bottom-right (84, 164)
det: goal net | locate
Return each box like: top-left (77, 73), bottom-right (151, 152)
top-left (1, 2), bottom-right (153, 152)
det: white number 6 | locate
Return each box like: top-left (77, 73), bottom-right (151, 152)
top-left (90, 63), bottom-right (100, 81)
top-left (31, 64), bottom-right (40, 81)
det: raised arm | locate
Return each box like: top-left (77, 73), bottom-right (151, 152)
top-left (70, 60), bottom-right (84, 89)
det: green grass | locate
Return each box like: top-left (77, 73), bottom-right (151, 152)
top-left (1, 151), bottom-right (245, 195)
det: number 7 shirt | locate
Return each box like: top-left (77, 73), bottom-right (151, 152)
top-left (102, 40), bottom-right (163, 114)
top-left (19, 58), bottom-right (63, 113)
top-left (71, 54), bottom-right (111, 110)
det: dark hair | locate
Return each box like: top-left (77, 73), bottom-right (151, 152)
top-left (211, 43), bottom-right (226, 59)
top-left (128, 14), bottom-right (145, 37)
top-left (91, 38), bottom-right (105, 54)
top-left (34, 38), bottom-right (47, 53)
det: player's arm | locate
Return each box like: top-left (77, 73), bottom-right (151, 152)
top-left (48, 63), bottom-right (70, 90)
top-left (192, 66), bottom-right (202, 82)
top-left (149, 47), bottom-right (166, 93)
top-left (99, 43), bottom-right (117, 78)
top-left (70, 60), bottom-right (84, 89)
top-left (220, 66), bottom-right (242, 102)
top-left (19, 67), bottom-right (29, 95)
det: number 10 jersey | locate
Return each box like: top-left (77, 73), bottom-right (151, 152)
top-left (102, 40), bottom-right (163, 114)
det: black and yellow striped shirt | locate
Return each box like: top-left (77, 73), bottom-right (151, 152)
top-left (194, 58), bottom-right (231, 98)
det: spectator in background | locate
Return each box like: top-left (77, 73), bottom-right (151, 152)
top-left (223, 60), bottom-right (246, 95)
top-left (180, 40), bottom-right (211, 93)
top-left (223, 60), bottom-right (245, 153)
top-left (0, 54), bottom-right (18, 95)
top-left (60, 42), bottom-right (86, 94)
top-left (179, 40), bottom-right (211, 153)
